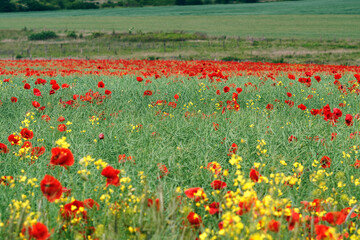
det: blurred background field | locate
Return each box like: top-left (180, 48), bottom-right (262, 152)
top-left (0, 0), bottom-right (359, 64)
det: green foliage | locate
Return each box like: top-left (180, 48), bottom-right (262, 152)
top-left (65, 1), bottom-right (99, 10)
top-left (0, 0), bottom-right (16, 12)
top-left (28, 31), bottom-right (57, 41)
top-left (66, 31), bottom-right (77, 39)
top-left (90, 32), bottom-right (105, 38)
top-left (0, 0), bottom-right (300, 12)
top-left (117, 31), bottom-right (207, 42)
top-left (16, 0), bottom-right (60, 11)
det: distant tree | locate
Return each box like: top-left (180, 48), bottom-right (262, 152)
top-left (17, 0), bottom-right (58, 11)
top-left (0, 0), bottom-right (16, 12)
top-left (175, 0), bottom-right (186, 5)
top-left (215, 0), bottom-right (230, 3)
top-left (186, 0), bottom-right (203, 5)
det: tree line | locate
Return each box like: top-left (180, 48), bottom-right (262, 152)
top-left (0, 0), bottom-right (260, 12)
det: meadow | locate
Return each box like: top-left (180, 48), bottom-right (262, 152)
top-left (1, 0), bottom-right (360, 64)
top-left (1, 0), bottom-right (360, 39)
top-left (1, 59), bottom-right (360, 239)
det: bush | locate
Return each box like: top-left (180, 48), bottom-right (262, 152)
top-left (28, 31), bottom-right (58, 41)
top-left (67, 31), bottom-right (77, 39)
top-left (0, 0), bottom-right (16, 12)
top-left (66, 1), bottom-right (99, 9)
top-left (17, 0), bottom-right (59, 11)
top-left (90, 32), bottom-right (104, 39)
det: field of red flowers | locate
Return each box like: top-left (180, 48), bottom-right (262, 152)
top-left (1, 59), bottom-right (360, 239)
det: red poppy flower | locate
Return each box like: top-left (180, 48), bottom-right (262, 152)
top-left (187, 212), bottom-right (202, 228)
top-left (288, 135), bottom-right (297, 143)
top-left (0, 176), bottom-right (13, 186)
top-left (268, 219), bottom-right (280, 233)
top-left (227, 143), bottom-right (238, 156)
top-left (314, 76), bottom-right (321, 82)
top-left (286, 92), bottom-right (292, 97)
top-left (49, 90), bottom-right (56, 95)
top-left (105, 89), bottom-right (112, 95)
top-left (320, 156), bottom-right (331, 169)
top-left (184, 187), bottom-right (205, 202)
top-left (216, 89), bottom-right (221, 95)
top-left (98, 133), bottom-right (104, 139)
top-left (144, 90), bottom-right (153, 96)
top-left (136, 77), bottom-right (143, 82)
top-left (57, 124), bottom-right (67, 132)
top-left (20, 128), bottom-right (34, 140)
top-left (311, 109), bottom-right (320, 116)
top-left (61, 200), bottom-right (87, 220)
top-left (40, 175), bottom-right (63, 202)
top-left (50, 80), bottom-right (57, 85)
top-left (223, 86), bottom-right (230, 93)
top-left (332, 108), bottom-right (342, 119)
top-left (62, 83), bottom-right (69, 89)
top-left (249, 168), bottom-right (260, 182)
top-left (236, 87), bottom-right (242, 93)
top-left (21, 141), bottom-right (32, 149)
top-left (206, 162), bottom-right (222, 174)
top-left (174, 94), bottom-right (179, 101)
top-left (147, 198), bottom-right (160, 211)
top-left (50, 147), bottom-right (74, 169)
top-left (41, 115), bottom-right (51, 122)
top-left (211, 180), bottom-right (227, 190)
top-left (157, 163), bottom-right (169, 179)
top-left (285, 100), bottom-right (294, 108)
top-left (11, 97), bottom-right (17, 103)
top-left (32, 101), bottom-right (41, 108)
top-left (21, 222), bottom-right (51, 240)
top-left (209, 123), bottom-right (219, 133)
top-left (84, 198), bottom-right (100, 210)
top-left (330, 132), bottom-right (337, 141)
top-left (323, 211), bottom-right (346, 226)
top-left (232, 92), bottom-right (238, 100)
top-left (266, 104), bottom-right (273, 111)
top-left (315, 224), bottom-right (331, 240)
top-left (206, 202), bottom-right (220, 215)
top-left (0, 143), bottom-right (9, 153)
top-left (288, 74), bottom-right (295, 80)
top-left (298, 104), bottom-right (307, 111)
top-left (98, 81), bottom-right (105, 88)
top-left (286, 211), bottom-right (300, 230)
top-left (334, 73), bottom-right (342, 80)
top-left (33, 88), bottom-right (42, 96)
top-left (52, 84), bottom-right (60, 91)
top-left (57, 116), bottom-right (65, 122)
top-left (31, 146), bottom-right (45, 158)
top-left (345, 114), bottom-right (353, 126)
top-left (101, 165), bottom-right (121, 187)
top-left (8, 134), bottom-right (21, 145)
top-left (168, 102), bottom-right (177, 108)
top-left (24, 83), bottom-right (31, 89)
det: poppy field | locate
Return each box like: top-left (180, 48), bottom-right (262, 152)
top-left (1, 59), bottom-right (360, 239)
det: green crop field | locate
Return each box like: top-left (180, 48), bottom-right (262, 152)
top-left (1, 60), bottom-right (360, 239)
top-left (0, 0), bottom-right (360, 39)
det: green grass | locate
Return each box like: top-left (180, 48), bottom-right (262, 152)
top-left (1, 30), bottom-right (359, 65)
top-left (0, 0), bottom-right (359, 39)
top-left (0, 15), bottom-right (359, 39)
top-left (1, 0), bottom-right (360, 17)
top-left (1, 60), bottom-right (360, 239)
